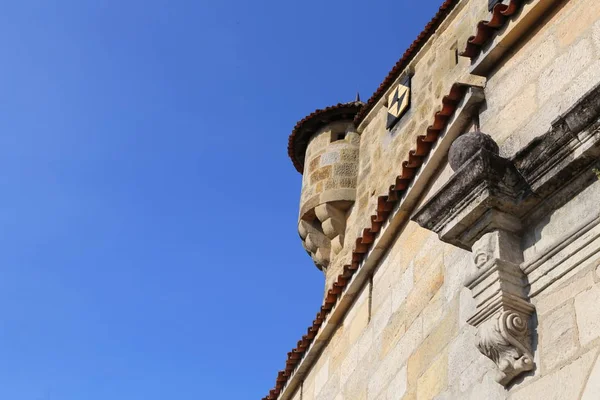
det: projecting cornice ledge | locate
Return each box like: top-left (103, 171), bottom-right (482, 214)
top-left (413, 146), bottom-right (527, 250)
top-left (412, 81), bottom-right (600, 386)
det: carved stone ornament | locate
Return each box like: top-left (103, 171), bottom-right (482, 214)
top-left (413, 131), bottom-right (536, 386)
top-left (413, 83), bottom-right (600, 387)
top-left (477, 310), bottom-right (534, 385)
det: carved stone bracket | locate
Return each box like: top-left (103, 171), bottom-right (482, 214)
top-left (477, 310), bottom-right (534, 385)
top-left (411, 82), bottom-right (600, 386)
top-left (299, 219), bottom-right (331, 271)
top-left (315, 203), bottom-right (347, 257)
top-left (413, 132), bottom-right (535, 386)
top-left (298, 202), bottom-right (349, 272)
top-left (466, 231), bottom-right (535, 385)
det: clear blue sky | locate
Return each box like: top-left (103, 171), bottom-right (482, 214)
top-left (0, 1), bottom-right (446, 399)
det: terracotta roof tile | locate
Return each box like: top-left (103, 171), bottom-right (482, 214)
top-left (460, 0), bottom-right (523, 59)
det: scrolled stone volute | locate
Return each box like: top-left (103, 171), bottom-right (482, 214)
top-left (448, 131), bottom-right (499, 171)
top-left (477, 310), bottom-right (535, 385)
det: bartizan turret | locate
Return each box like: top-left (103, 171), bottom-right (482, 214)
top-left (288, 95), bottom-right (363, 280)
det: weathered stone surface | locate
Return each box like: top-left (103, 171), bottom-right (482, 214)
top-left (416, 351), bottom-right (448, 400)
top-left (412, 148), bottom-right (525, 250)
top-left (382, 316), bottom-right (423, 371)
top-left (340, 344), bottom-right (358, 388)
top-left (574, 285), bottom-right (600, 347)
top-left (314, 357), bottom-right (330, 397)
top-left (369, 336), bottom-right (409, 400)
top-left (391, 263), bottom-right (414, 314)
top-left (408, 304), bottom-right (457, 385)
top-left (509, 349), bottom-right (598, 400)
top-left (539, 303), bottom-right (579, 372)
top-left (537, 39), bottom-right (594, 104)
top-left (581, 353), bottom-right (600, 400)
top-left (448, 327), bottom-right (486, 392)
top-left (534, 272), bottom-right (595, 316)
top-left (386, 365), bottom-right (408, 400)
top-left (464, 372), bottom-right (507, 400)
top-left (448, 131), bottom-right (499, 171)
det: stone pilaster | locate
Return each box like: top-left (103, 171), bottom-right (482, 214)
top-left (466, 230), bottom-right (534, 385)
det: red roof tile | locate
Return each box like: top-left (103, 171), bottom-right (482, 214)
top-left (460, 0), bottom-right (523, 59)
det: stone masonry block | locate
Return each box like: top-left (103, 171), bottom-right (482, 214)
top-left (340, 148), bottom-right (359, 162)
top-left (509, 348), bottom-right (597, 400)
top-left (539, 302), bottom-right (579, 372)
top-left (320, 151), bottom-right (341, 167)
top-left (574, 284), bottom-right (600, 347)
top-left (314, 357), bottom-right (330, 398)
top-left (416, 350), bottom-right (448, 400)
top-left (534, 271), bottom-right (595, 316)
top-left (555, 0), bottom-right (600, 48)
top-left (311, 165), bottom-right (332, 184)
top-left (407, 303), bottom-right (457, 386)
top-left (386, 365), bottom-right (408, 400)
top-left (581, 354), bottom-right (600, 400)
top-left (334, 162), bottom-right (358, 177)
top-left (309, 155), bottom-right (321, 173)
top-left (537, 38), bottom-right (594, 104)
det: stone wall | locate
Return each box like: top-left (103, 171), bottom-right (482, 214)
top-left (326, 0), bottom-right (489, 284)
top-left (280, 0), bottom-right (600, 399)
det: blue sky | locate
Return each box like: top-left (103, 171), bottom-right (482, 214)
top-left (0, 1), bottom-right (446, 399)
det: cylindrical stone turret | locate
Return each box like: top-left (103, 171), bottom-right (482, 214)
top-left (288, 99), bottom-right (363, 274)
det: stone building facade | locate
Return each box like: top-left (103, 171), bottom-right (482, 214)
top-left (266, 0), bottom-right (600, 399)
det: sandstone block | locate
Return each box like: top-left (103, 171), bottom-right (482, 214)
top-left (416, 351), bottom-right (448, 400)
top-left (581, 353), bottom-right (600, 400)
top-left (348, 296), bottom-right (371, 346)
top-left (509, 349), bottom-right (597, 400)
top-left (318, 371), bottom-right (340, 400)
top-left (391, 263), bottom-right (414, 314)
top-left (314, 357), bottom-right (330, 397)
top-left (382, 316), bottom-right (423, 370)
top-left (537, 38), bottom-right (594, 104)
top-left (448, 327), bottom-right (483, 391)
top-left (386, 365), bottom-right (408, 400)
top-left (340, 344), bottom-right (358, 388)
top-left (404, 263), bottom-right (444, 327)
top-left (408, 304), bottom-right (457, 385)
top-left (539, 303), bottom-right (579, 372)
top-left (594, 19), bottom-right (600, 50)
top-left (380, 310), bottom-right (406, 359)
top-left (555, 0), bottom-right (600, 47)
top-left (535, 271), bottom-right (595, 316)
top-left (464, 372), bottom-right (506, 400)
top-left (574, 285), bottom-right (600, 347)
